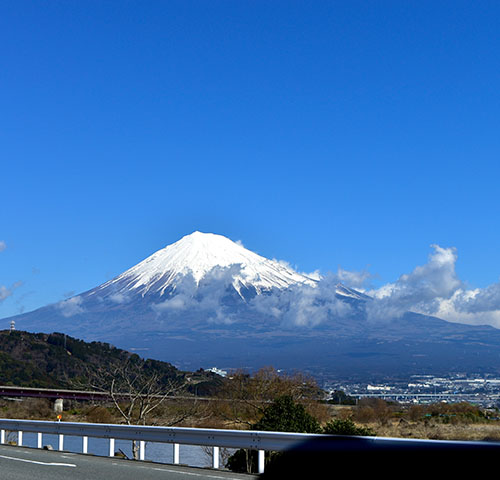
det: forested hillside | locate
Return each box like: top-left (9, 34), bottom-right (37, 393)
top-left (0, 330), bottom-right (222, 395)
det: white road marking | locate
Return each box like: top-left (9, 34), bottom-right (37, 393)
top-left (150, 467), bottom-right (245, 479)
top-left (0, 453), bottom-right (76, 467)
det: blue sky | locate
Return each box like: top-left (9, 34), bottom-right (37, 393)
top-left (1, 1), bottom-right (500, 320)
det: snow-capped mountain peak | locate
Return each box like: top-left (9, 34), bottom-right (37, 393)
top-left (95, 231), bottom-right (317, 298)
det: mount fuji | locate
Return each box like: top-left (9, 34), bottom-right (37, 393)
top-left (97, 231), bottom-right (317, 296)
top-left (4, 232), bottom-right (500, 380)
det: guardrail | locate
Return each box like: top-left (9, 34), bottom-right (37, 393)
top-left (1, 418), bottom-right (500, 474)
top-left (0, 418), bottom-right (322, 473)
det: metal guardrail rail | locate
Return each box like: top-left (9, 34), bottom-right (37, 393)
top-left (0, 418), bottom-right (321, 473)
top-left (1, 418), bottom-right (500, 474)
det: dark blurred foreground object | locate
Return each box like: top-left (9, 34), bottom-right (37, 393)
top-left (260, 435), bottom-right (500, 478)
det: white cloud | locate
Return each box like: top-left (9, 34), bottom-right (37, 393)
top-left (152, 266), bottom-right (243, 324)
top-left (366, 245), bottom-right (462, 321)
top-left (302, 269), bottom-right (322, 281)
top-left (154, 294), bottom-right (187, 311)
top-left (0, 281), bottom-right (23, 304)
top-left (335, 267), bottom-right (372, 289)
top-left (351, 244), bottom-right (500, 328)
top-left (109, 292), bottom-right (130, 304)
top-left (144, 243), bottom-right (500, 330)
top-left (57, 296), bottom-right (84, 317)
top-left (0, 244), bottom-right (23, 304)
top-left (425, 282), bottom-right (500, 328)
top-left (250, 274), bottom-right (353, 327)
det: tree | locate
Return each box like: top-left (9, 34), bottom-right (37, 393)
top-left (253, 395), bottom-right (322, 433)
top-left (83, 354), bottom-right (190, 459)
top-left (215, 366), bottom-right (327, 427)
top-left (327, 390), bottom-right (357, 405)
top-left (322, 418), bottom-right (375, 436)
top-left (353, 398), bottom-right (393, 425)
top-left (226, 395), bottom-right (321, 473)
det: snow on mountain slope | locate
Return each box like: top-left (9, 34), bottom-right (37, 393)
top-left (92, 231), bottom-right (318, 299)
top-left (335, 283), bottom-right (371, 301)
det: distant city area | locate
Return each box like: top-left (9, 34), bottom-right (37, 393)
top-left (205, 364), bottom-right (500, 408)
top-left (324, 374), bottom-right (500, 408)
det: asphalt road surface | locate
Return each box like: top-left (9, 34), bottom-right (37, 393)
top-left (0, 445), bottom-right (257, 480)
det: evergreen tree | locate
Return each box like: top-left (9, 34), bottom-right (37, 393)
top-left (253, 395), bottom-right (321, 433)
top-left (322, 418), bottom-right (375, 436)
top-left (226, 395), bottom-right (320, 473)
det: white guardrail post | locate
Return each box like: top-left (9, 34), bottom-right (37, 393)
top-left (109, 438), bottom-right (115, 457)
top-left (140, 440), bottom-right (145, 461)
top-left (258, 449), bottom-right (265, 474)
top-left (212, 446), bottom-right (219, 469)
top-left (173, 443), bottom-right (179, 464)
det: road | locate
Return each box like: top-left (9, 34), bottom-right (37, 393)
top-left (0, 445), bottom-right (257, 480)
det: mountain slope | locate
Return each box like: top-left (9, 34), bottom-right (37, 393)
top-left (93, 231), bottom-right (317, 300)
top-left (3, 232), bottom-right (500, 380)
top-left (0, 329), bottom-right (199, 389)
top-left (0, 330), bottom-right (224, 395)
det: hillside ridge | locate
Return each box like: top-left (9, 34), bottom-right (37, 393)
top-left (0, 330), bottom-right (221, 395)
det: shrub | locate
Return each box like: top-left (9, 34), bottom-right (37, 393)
top-left (322, 418), bottom-right (375, 436)
top-left (328, 390), bottom-right (357, 405)
top-left (85, 406), bottom-right (113, 424)
top-left (253, 395), bottom-right (322, 434)
top-left (226, 395), bottom-right (321, 473)
top-left (353, 398), bottom-right (393, 425)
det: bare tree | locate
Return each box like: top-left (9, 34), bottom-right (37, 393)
top-left (214, 366), bottom-right (328, 428)
top-left (81, 356), bottom-right (191, 459)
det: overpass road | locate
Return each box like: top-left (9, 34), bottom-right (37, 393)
top-left (0, 445), bottom-right (257, 480)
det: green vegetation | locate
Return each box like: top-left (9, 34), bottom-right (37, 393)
top-left (327, 390), bottom-right (357, 405)
top-left (253, 395), bottom-right (322, 433)
top-left (407, 402), bottom-right (489, 424)
top-left (226, 395), bottom-right (322, 473)
top-left (0, 330), bottom-right (222, 393)
top-left (1, 329), bottom-right (499, 458)
top-left (322, 418), bottom-right (375, 436)
top-left (214, 366), bottom-right (327, 428)
top-left (226, 395), bottom-right (376, 473)
top-left (350, 398), bottom-right (491, 426)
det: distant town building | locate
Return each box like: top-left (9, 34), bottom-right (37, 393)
top-left (206, 367), bottom-right (227, 377)
top-left (367, 385), bottom-right (392, 391)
